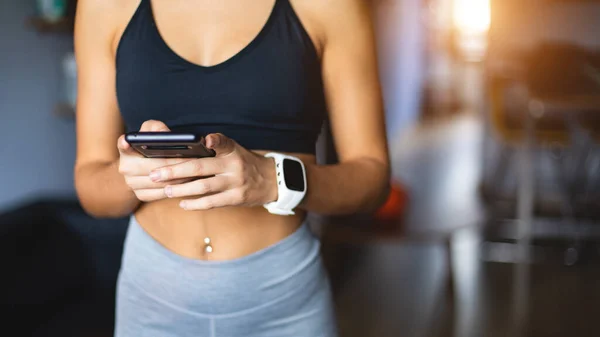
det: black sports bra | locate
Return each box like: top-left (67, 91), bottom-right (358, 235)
top-left (116, 0), bottom-right (327, 154)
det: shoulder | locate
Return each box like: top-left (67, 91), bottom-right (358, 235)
top-left (289, 0), bottom-right (374, 49)
top-left (75, 0), bottom-right (130, 20)
top-left (76, 0), bottom-right (140, 13)
top-left (75, 0), bottom-right (141, 32)
top-left (75, 0), bottom-right (141, 52)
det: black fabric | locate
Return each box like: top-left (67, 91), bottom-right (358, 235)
top-left (116, 0), bottom-right (327, 154)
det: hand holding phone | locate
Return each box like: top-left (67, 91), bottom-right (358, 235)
top-left (117, 121), bottom-right (206, 202)
top-left (125, 132), bottom-right (216, 158)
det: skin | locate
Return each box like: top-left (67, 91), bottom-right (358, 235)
top-left (74, 0), bottom-right (390, 260)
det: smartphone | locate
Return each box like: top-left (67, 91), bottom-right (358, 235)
top-left (125, 132), bottom-right (216, 158)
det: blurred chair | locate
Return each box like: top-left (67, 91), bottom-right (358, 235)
top-left (481, 42), bottom-right (600, 265)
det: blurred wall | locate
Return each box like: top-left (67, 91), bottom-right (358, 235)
top-left (491, 1), bottom-right (600, 49)
top-left (0, 0), bottom-right (76, 212)
top-left (373, 0), bottom-right (425, 141)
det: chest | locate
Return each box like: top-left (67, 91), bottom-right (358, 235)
top-left (149, 0), bottom-right (277, 68)
top-left (115, 0), bottom-right (327, 133)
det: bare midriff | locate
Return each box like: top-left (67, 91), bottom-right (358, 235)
top-left (133, 150), bottom-right (315, 261)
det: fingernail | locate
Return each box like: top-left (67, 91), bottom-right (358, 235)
top-left (179, 201), bottom-right (187, 209)
top-left (150, 171), bottom-right (161, 182)
top-left (208, 135), bottom-right (218, 148)
top-left (165, 186), bottom-right (172, 198)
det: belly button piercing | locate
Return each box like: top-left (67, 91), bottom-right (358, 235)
top-left (203, 237), bottom-right (213, 254)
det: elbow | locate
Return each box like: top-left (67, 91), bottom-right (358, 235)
top-left (372, 179), bottom-right (391, 211)
top-left (365, 172), bottom-right (391, 213)
top-left (75, 184), bottom-right (122, 219)
top-left (77, 194), bottom-right (133, 219)
top-left (74, 169), bottom-right (133, 219)
top-left (358, 158), bottom-right (391, 214)
top-left (74, 168), bottom-right (102, 218)
top-left (78, 197), bottom-right (128, 219)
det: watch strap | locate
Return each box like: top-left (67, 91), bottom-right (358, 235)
top-left (263, 153), bottom-right (306, 215)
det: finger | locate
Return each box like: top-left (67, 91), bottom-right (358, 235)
top-left (149, 157), bottom-right (227, 182)
top-left (121, 157), bottom-right (194, 177)
top-left (140, 120), bottom-right (171, 132)
top-left (127, 176), bottom-right (193, 190)
top-left (165, 176), bottom-right (230, 199)
top-left (179, 189), bottom-right (240, 210)
top-left (205, 133), bottom-right (237, 156)
top-left (135, 188), bottom-right (167, 202)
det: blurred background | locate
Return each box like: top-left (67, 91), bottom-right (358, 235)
top-left (2, 0), bottom-right (600, 336)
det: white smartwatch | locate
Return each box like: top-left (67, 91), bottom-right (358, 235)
top-left (263, 152), bottom-right (307, 215)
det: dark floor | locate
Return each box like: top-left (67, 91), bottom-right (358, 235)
top-left (323, 113), bottom-right (600, 337)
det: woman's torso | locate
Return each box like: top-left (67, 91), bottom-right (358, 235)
top-left (111, 0), bottom-right (326, 261)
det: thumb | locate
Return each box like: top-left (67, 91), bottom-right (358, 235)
top-left (117, 134), bottom-right (141, 157)
top-left (140, 120), bottom-right (171, 132)
top-left (205, 133), bottom-right (236, 156)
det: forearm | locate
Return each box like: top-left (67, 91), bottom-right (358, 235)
top-left (299, 158), bottom-right (390, 215)
top-left (74, 160), bottom-right (140, 218)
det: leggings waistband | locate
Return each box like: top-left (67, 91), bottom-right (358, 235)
top-left (118, 216), bottom-right (323, 315)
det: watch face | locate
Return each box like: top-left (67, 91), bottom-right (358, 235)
top-left (283, 158), bottom-right (305, 192)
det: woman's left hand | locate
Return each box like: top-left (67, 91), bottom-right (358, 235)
top-left (149, 133), bottom-right (278, 210)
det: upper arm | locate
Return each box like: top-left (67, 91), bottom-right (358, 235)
top-left (316, 0), bottom-right (389, 167)
top-left (74, 0), bottom-right (124, 170)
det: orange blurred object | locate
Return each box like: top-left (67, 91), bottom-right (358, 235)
top-left (374, 181), bottom-right (409, 221)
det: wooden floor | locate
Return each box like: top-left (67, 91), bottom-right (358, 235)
top-left (322, 113), bottom-right (600, 337)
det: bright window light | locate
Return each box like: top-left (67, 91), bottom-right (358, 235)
top-left (453, 0), bottom-right (491, 35)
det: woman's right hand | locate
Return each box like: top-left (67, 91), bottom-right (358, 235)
top-left (117, 120), bottom-right (191, 202)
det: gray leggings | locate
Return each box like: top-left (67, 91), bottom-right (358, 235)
top-left (115, 216), bottom-right (339, 337)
